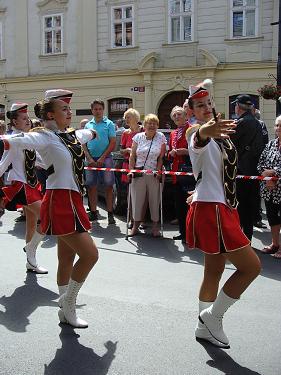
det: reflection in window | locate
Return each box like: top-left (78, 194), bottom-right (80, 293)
top-left (169, 0), bottom-right (193, 43)
top-left (231, 0), bottom-right (258, 38)
top-left (43, 14), bottom-right (63, 54)
top-left (112, 5), bottom-right (134, 48)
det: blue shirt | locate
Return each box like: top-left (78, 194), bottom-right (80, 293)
top-left (85, 116), bottom-right (116, 157)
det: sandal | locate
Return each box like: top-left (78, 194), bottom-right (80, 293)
top-left (261, 244), bottom-right (280, 254)
top-left (139, 223), bottom-right (147, 230)
top-left (271, 250), bottom-right (281, 258)
top-left (152, 229), bottom-right (162, 238)
top-left (129, 228), bottom-right (140, 237)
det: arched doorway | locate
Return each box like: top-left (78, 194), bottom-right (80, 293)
top-left (157, 91), bottom-right (189, 129)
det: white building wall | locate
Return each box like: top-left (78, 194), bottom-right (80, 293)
top-left (0, 0), bottom-right (277, 135)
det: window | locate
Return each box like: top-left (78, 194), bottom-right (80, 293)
top-left (108, 98), bottom-right (132, 121)
top-left (168, 0), bottom-right (193, 43)
top-left (111, 5), bottom-right (134, 48)
top-left (231, 0), bottom-right (258, 38)
top-left (43, 14), bottom-right (63, 54)
top-left (229, 94), bottom-right (259, 119)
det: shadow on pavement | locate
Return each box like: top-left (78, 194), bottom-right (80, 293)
top-left (0, 273), bottom-right (58, 332)
top-left (8, 221), bottom-right (26, 240)
top-left (257, 252), bottom-right (281, 282)
top-left (198, 340), bottom-right (262, 375)
top-left (90, 222), bottom-right (124, 245)
top-left (44, 325), bottom-right (117, 375)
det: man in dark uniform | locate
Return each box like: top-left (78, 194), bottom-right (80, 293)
top-left (231, 94), bottom-right (264, 242)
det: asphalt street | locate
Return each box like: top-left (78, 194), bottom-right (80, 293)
top-left (0, 205), bottom-right (280, 375)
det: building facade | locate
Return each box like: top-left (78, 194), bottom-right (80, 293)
top-left (0, 0), bottom-right (278, 134)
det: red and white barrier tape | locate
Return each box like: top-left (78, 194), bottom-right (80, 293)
top-left (84, 167), bottom-right (280, 181)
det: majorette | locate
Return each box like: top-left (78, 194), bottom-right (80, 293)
top-left (1, 89), bottom-right (99, 328)
top-left (185, 79), bottom-right (261, 348)
top-left (0, 102), bottom-right (47, 274)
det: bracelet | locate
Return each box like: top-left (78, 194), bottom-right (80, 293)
top-left (194, 129), bottom-right (210, 148)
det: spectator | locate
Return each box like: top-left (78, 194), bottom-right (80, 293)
top-left (0, 121), bottom-right (6, 216)
top-left (120, 108), bottom-right (146, 229)
top-left (115, 118), bottom-right (126, 135)
top-left (253, 108), bottom-right (269, 229)
top-left (183, 99), bottom-right (197, 125)
top-left (231, 94), bottom-right (264, 242)
top-left (169, 106), bottom-right (195, 243)
top-left (6, 122), bottom-right (13, 134)
top-left (83, 99), bottom-right (116, 224)
top-left (128, 114), bottom-right (166, 237)
top-left (120, 108), bottom-right (143, 183)
top-left (80, 118), bottom-right (89, 129)
top-left (257, 115), bottom-right (281, 258)
top-left (31, 118), bottom-right (42, 128)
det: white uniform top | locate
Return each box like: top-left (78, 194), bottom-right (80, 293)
top-left (0, 130), bottom-right (45, 184)
top-left (188, 132), bottom-right (226, 205)
top-left (0, 129), bottom-right (94, 193)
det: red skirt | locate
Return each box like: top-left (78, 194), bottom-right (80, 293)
top-left (186, 201), bottom-right (250, 254)
top-left (40, 189), bottom-right (91, 236)
top-left (1, 181), bottom-right (42, 210)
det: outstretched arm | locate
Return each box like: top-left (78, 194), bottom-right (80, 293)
top-left (196, 114), bottom-right (236, 143)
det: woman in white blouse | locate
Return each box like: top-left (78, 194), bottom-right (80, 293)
top-left (128, 114), bottom-right (166, 237)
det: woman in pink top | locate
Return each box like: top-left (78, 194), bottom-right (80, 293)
top-left (120, 108), bottom-right (143, 183)
top-left (120, 108), bottom-right (146, 228)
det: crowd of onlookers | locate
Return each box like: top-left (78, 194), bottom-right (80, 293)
top-left (0, 94), bottom-right (280, 258)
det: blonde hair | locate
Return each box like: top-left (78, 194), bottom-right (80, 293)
top-left (143, 114), bottom-right (159, 127)
top-left (123, 108), bottom-right (140, 122)
top-left (170, 106), bottom-right (186, 120)
top-left (275, 115), bottom-right (281, 125)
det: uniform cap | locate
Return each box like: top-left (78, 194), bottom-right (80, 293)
top-left (188, 80), bottom-right (212, 100)
top-left (44, 89), bottom-right (73, 104)
top-left (9, 102), bottom-right (28, 113)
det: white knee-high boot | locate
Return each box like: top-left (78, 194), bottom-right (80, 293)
top-left (58, 285), bottom-right (68, 297)
top-left (58, 279), bottom-right (88, 328)
top-left (195, 301), bottom-right (230, 348)
top-left (24, 231), bottom-right (47, 274)
top-left (199, 289), bottom-right (238, 345)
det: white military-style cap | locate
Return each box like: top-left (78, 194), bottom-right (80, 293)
top-left (188, 79), bottom-right (213, 100)
top-left (9, 102), bottom-right (28, 113)
top-left (44, 89), bottom-right (73, 104)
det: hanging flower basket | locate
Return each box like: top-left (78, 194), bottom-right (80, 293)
top-left (258, 84), bottom-right (281, 100)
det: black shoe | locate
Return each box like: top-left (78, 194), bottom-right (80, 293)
top-left (15, 215), bottom-right (26, 223)
top-left (173, 234), bottom-right (183, 240)
top-left (108, 212), bottom-right (116, 224)
top-left (254, 221), bottom-right (267, 229)
top-left (88, 211), bottom-right (98, 221)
